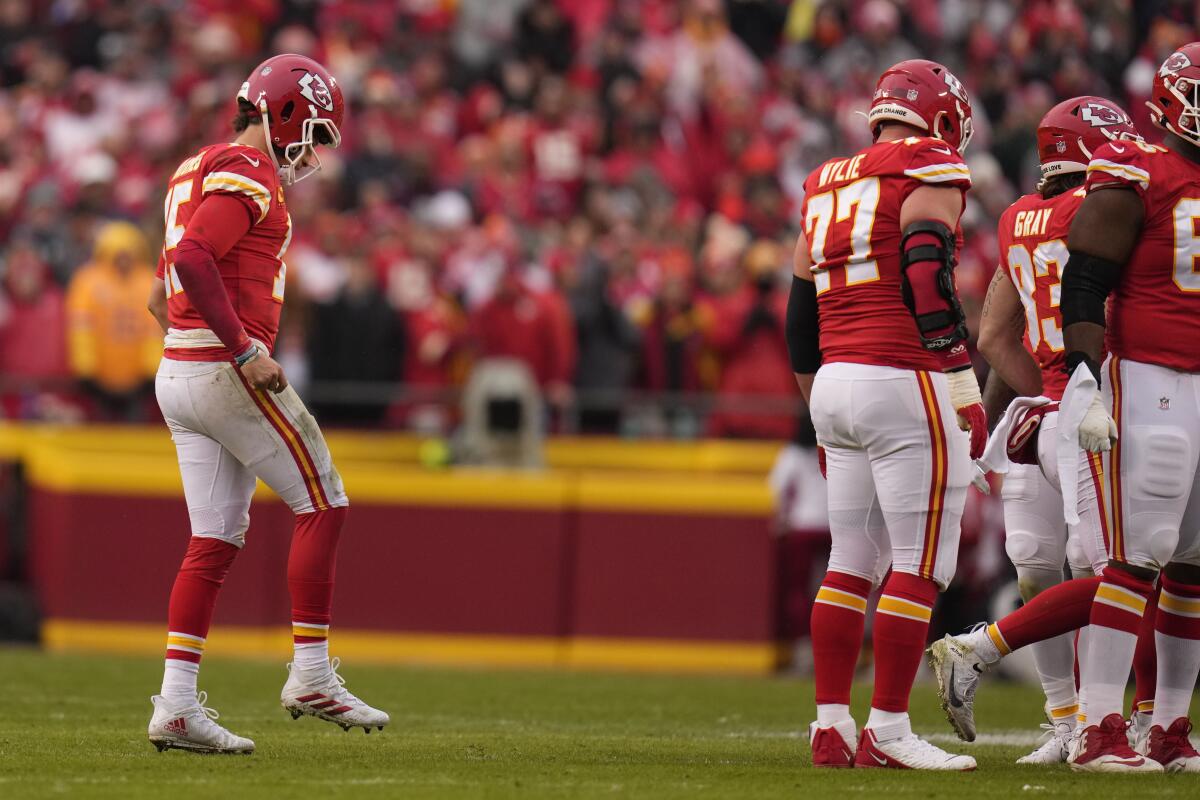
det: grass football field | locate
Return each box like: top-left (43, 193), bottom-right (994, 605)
top-left (1, 648), bottom-right (1195, 799)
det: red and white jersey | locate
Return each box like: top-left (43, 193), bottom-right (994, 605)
top-left (996, 189), bottom-right (1082, 401)
top-left (156, 143), bottom-right (292, 361)
top-left (1085, 140), bottom-right (1200, 372)
top-left (801, 137), bottom-right (971, 371)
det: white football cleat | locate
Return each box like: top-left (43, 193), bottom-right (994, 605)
top-left (281, 657), bottom-right (390, 732)
top-left (1016, 721), bottom-right (1074, 765)
top-left (147, 692), bottom-right (254, 755)
top-left (855, 726), bottom-right (976, 771)
top-left (926, 634), bottom-right (988, 742)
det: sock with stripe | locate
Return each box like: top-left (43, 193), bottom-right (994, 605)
top-left (1082, 567), bottom-right (1155, 722)
top-left (811, 571), bottom-right (871, 723)
top-left (870, 571), bottom-right (937, 714)
top-left (1151, 576), bottom-right (1200, 728)
top-left (289, 507), bottom-right (347, 675)
top-left (1016, 567), bottom-right (1079, 718)
top-left (1131, 585), bottom-right (1158, 717)
top-left (162, 536), bottom-right (240, 702)
top-left (966, 576), bottom-right (1103, 665)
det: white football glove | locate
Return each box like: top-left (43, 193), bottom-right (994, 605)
top-left (1077, 394), bottom-right (1117, 453)
top-left (971, 461), bottom-right (991, 495)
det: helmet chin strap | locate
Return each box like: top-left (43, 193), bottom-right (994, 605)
top-left (256, 97), bottom-right (291, 184)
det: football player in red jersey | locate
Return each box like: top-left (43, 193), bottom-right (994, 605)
top-left (787, 59), bottom-right (984, 771)
top-left (145, 55), bottom-right (388, 755)
top-left (927, 98), bottom-right (1151, 763)
top-left (1046, 43), bottom-right (1200, 774)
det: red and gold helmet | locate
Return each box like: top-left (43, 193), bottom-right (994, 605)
top-left (237, 53), bottom-right (345, 185)
top-left (868, 59), bottom-right (973, 152)
top-left (1148, 42), bottom-right (1200, 147)
top-left (1037, 96), bottom-right (1139, 179)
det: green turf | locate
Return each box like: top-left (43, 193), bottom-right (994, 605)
top-left (0, 648), bottom-right (1193, 798)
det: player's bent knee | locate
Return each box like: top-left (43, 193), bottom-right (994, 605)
top-left (188, 505), bottom-right (249, 548)
top-left (1149, 527), bottom-right (1181, 567)
top-left (1004, 530), bottom-right (1064, 571)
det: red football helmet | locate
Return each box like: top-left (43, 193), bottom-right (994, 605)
top-left (1037, 96), bottom-right (1139, 179)
top-left (868, 59), bottom-right (973, 152)
top-left (1148, 42), bottom-right (1200, 147)
top-left (238, 54), bottom-right (345, 185)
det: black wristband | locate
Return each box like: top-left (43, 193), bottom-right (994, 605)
top-left (1064, 351), bottom-right (1102, 386)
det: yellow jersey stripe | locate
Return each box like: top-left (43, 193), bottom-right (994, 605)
top-left (202, 171), bottom-right (271, 222)
top-left (1086, 161), bottom-right (1149, 189)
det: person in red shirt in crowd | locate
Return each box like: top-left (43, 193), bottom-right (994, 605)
top-left (703, 238), bottom-right (795, 439)
top-left (389, 256), bottom-right (468, 432)
top-left (0, 240), bottom-right (71, 419)
top-left (470, 253), bottom-right (575, 408)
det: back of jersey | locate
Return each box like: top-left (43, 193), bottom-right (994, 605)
top-left (1085, 140), bottom-right (1200, 372)
top-left (996, 188), bottom-right (1082, 401)
top-left (801, 137), bottom-right (971, 372)
top-left (158, 143), bottom-right (291, 360)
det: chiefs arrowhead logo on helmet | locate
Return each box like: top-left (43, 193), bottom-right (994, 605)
top-left (297, 72), bottom-right (335, 112)
top-left (942, 71), bottom-right (969, 105)
top-left (1080, 102), bottom-right (1130, 128)
top-left (1160, 51), bottom-right (1192, 77)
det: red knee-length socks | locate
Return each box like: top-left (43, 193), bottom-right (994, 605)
top-left (871, 571), bottom-right (938, 713)
top-left (162, 536), bottom-right (240, 699)
top-left (289, 507), bottom-right (347, 670)
top-left (811, 571), bottom-right (872, 715)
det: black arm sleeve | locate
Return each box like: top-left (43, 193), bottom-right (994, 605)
top-left (1060, 250), bottom-right (1120, 328)
top-left (786, 276), bottom-right (821, 374)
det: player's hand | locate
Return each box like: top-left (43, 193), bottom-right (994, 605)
top-left (240, 353), bottom-right (288, 393)
top-left (947, 368), bottom-right (986, 460)
top-left (1078, 394), bottom-right (1117, 453)
top-left (817, 445), bottom-right (827, 479)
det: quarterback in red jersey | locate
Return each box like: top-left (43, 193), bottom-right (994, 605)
top-left (1054, 43), bottom-right (1200, 773)
top-left (928, 97), bottom-right (1153, 763)
top-left (145, 55), bottom-right (388, 755)
top-left (787, 59), bottom-right (983, 771)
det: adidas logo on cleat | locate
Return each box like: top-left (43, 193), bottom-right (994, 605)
top-left (164, 717), bottom-right (188, 736)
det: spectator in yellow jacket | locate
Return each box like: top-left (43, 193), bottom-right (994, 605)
top-left (66, 221), bottom-right (161, 418)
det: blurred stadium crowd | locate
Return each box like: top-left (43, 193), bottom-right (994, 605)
top-left (0, 0), bottom-right (1195, 438)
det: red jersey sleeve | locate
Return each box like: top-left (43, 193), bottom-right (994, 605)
top-left (156, 251), bottom-right (165, 280)
top-left (1084, 141), bottom-right (1152, 197)
top-left (901, 138), bottom-right (972, 192)
top-left (200, 145), bottom-right (277, 227)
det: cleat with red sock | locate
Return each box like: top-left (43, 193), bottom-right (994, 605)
top-left (1070, 713), bottom-right (1163, 773)
top-left (808, 719), bottom-right (856, 767)
top-left (1139, 717), bottom-right (1200, 773)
